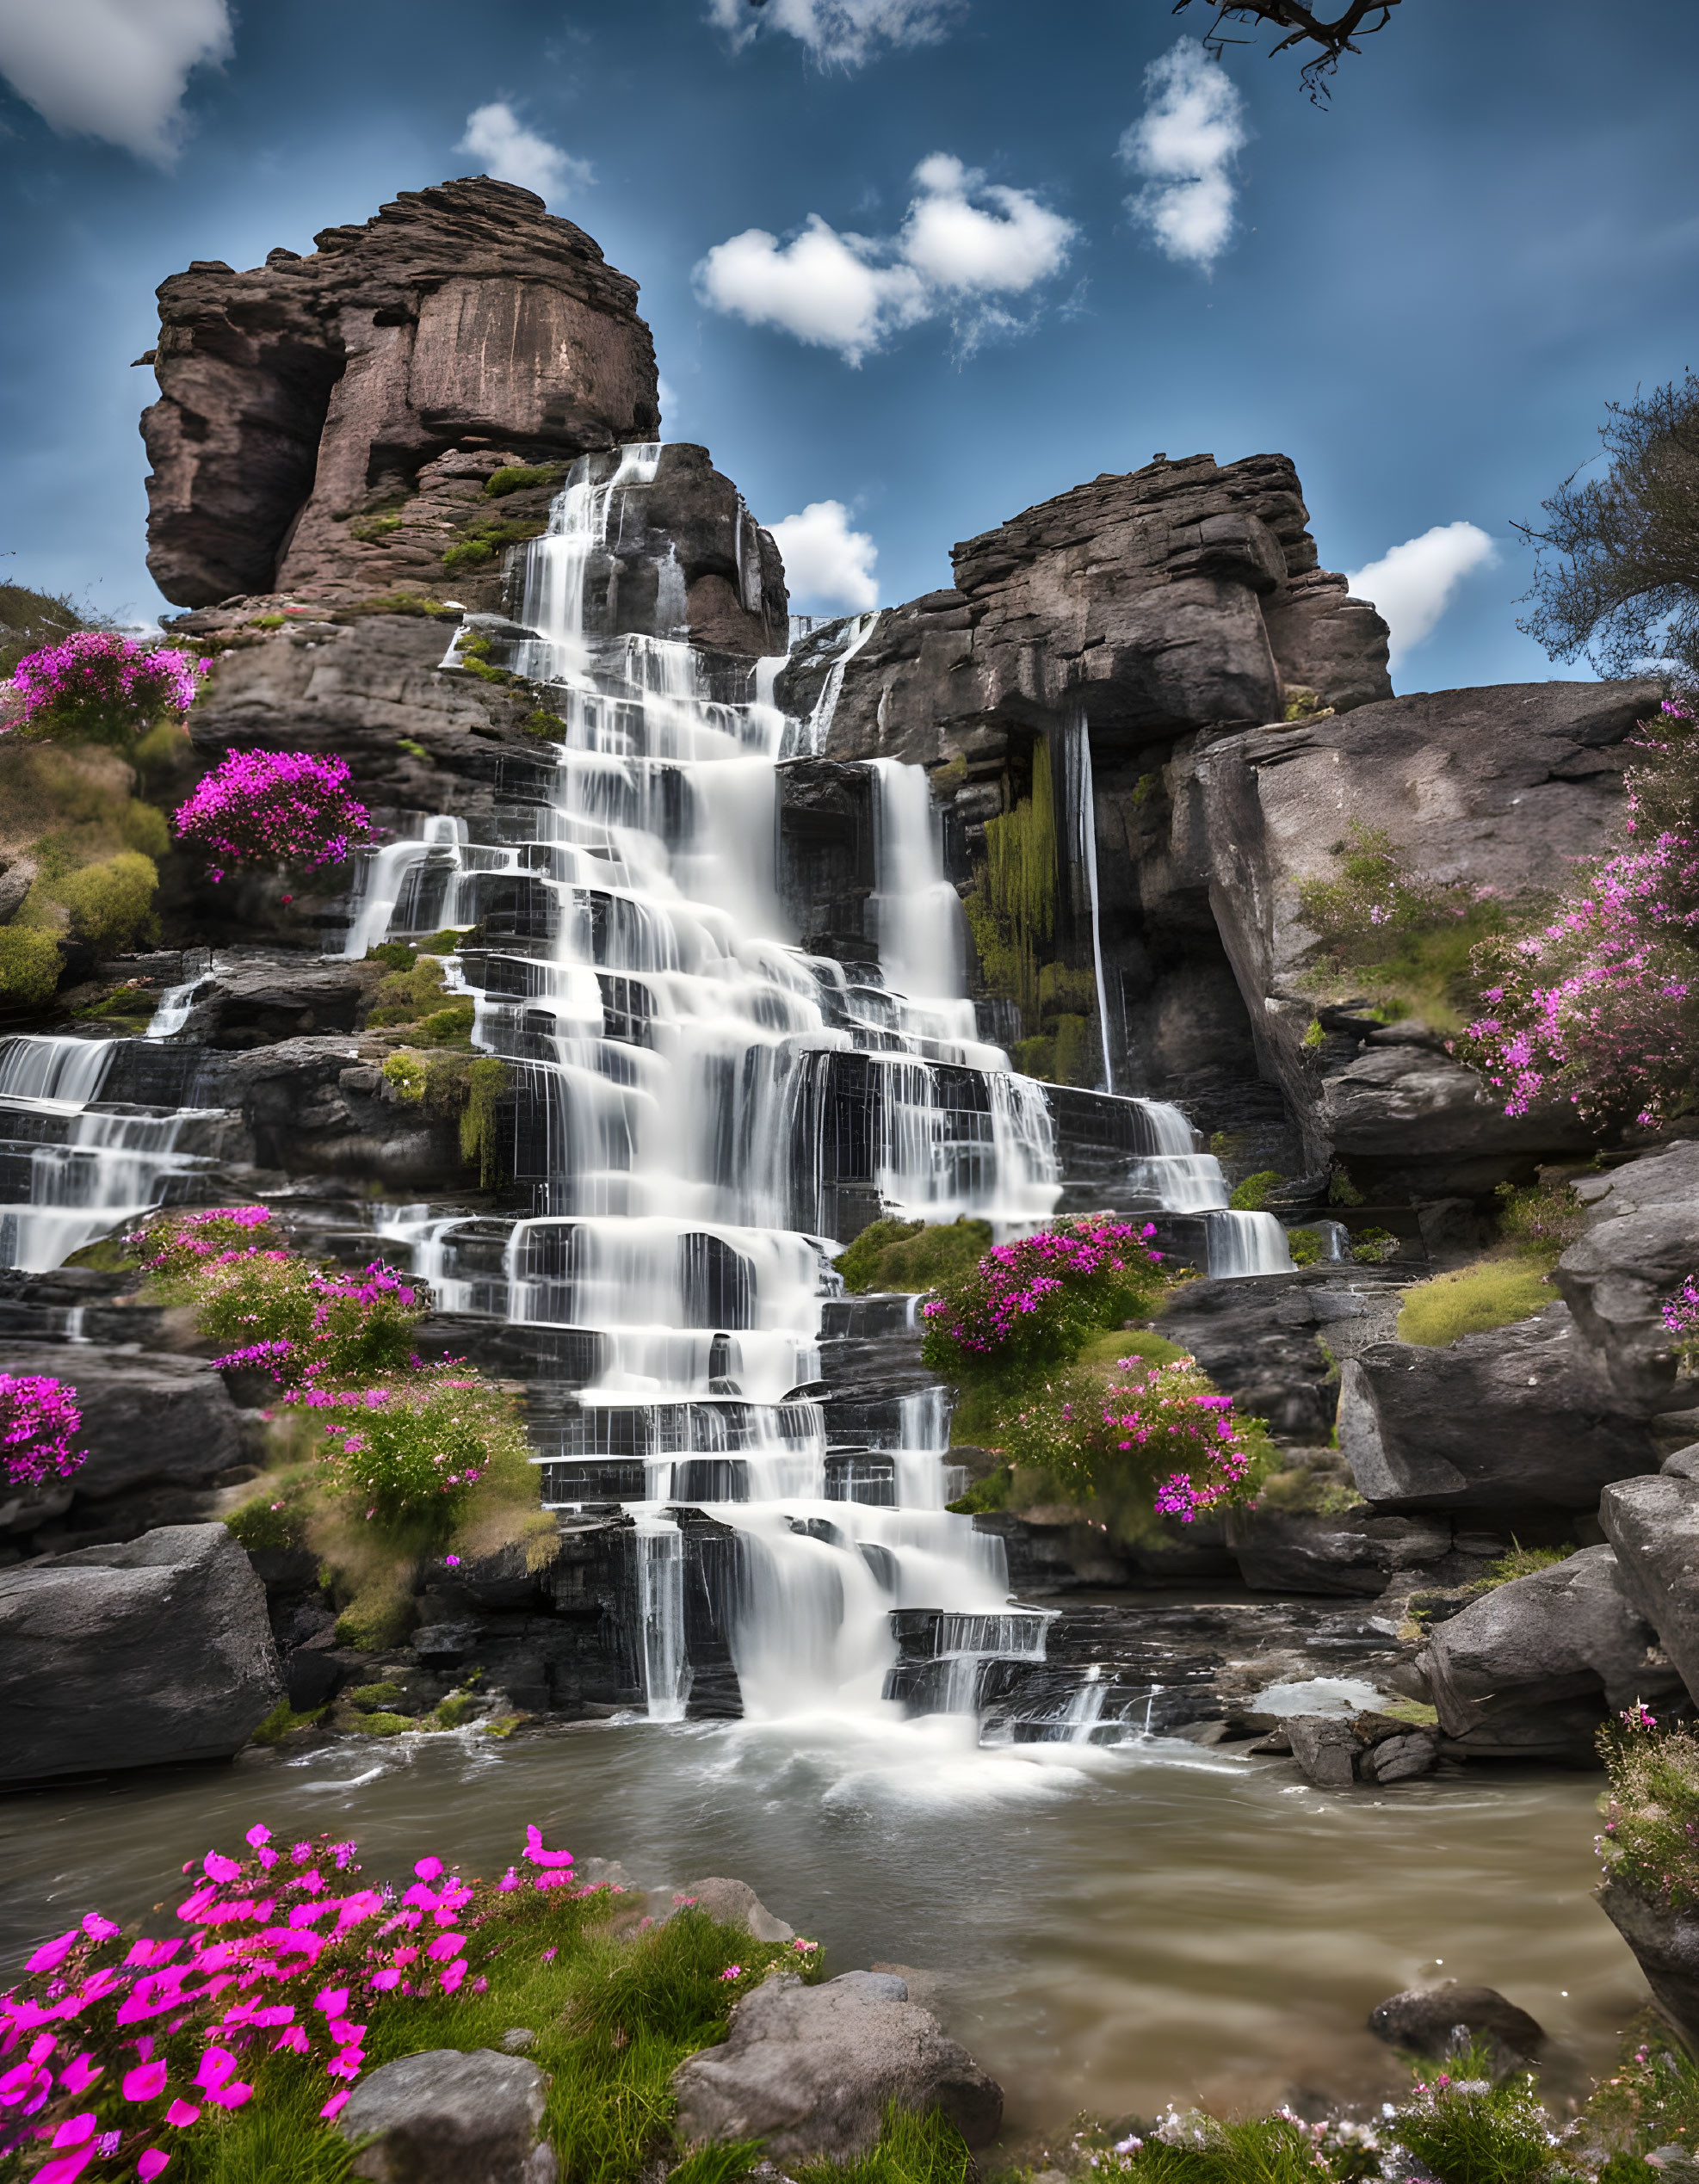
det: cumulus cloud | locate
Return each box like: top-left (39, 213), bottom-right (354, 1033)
top-left (696, 153), bottom-right (1076, 365)
top-left (457, 102), bottom-right (591, 201)
top-left (770, 501), bottom-right (879, 613)
top-left (1119, 39), bottom-right (1246, 269)
top-left (706, 0), bottom-right (961, 67)
top-left (1347, 522), bottom-right (1499, 669)
top-left (0, 0), bottom-right (232, 163)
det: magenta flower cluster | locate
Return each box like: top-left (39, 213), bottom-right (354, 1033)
top-left (919, 1216), bottom-right (1164, 1377)
top-left (133, 1206), bottom-right (277, 1279)
top-left (5, 633), bottom-right (206, 746)
top-left (211, 1262), bottom-right (424, 1391)
top-left (0, 1373), bottom-right (85, 1491)
top-left (0, 1822), bottom-right (588, 2181)
top-left (1463, 700), bottom-right (1699, 1128)
top-left (1004, 1354), bottom-right (1259, 1525)
top-left (172, 751), bottom-right (374, 883)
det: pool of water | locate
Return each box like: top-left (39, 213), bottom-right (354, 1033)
top-left (0, 1717), bottom-right (1641, 2138)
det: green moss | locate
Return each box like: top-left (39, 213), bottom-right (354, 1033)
top-left (349, 513), bottom-right (403, 543)
top-left (947, 1465), bottom-right (1012, 1515)
top-left (417, 1002), bottom-right (476, 1046)
top-left (1301, 1016), bottom-right (1325, 1052)
top-left (224, 1489), bottom-right (311, 1552)
top-left (117, 800), bottom-right (170, 858)
top-left (1130, 770), bottom-right (1161, 807)
top-left (524, 708), bottom-right (566, 739)
top-left (1229, 1169), bottom-right (1282, 1212)
top-left (444, 515), bottom-right (548, 573)
top-left (348, 1710), bottom-right (413, 1738)
top-left (1377, 1696), bottom-right (1440, 1726)
top-left (332, 593), bottom-right (455, 620)
top-left (1476, 1543), bottom-right (1572, 1589)
top-left (0, 926), bottom-right (63, 1005)
top-left (430, 1691), bottom-right (479, 1729)
top-left (485, 464), bottom-right (565, 498)
top-left (1398, 1257), bottom-right (1557, 1346)
top-left (251, 613), bottom-right (287, 630)
top-left (1328, 1165), bottom-right (1366, 1206)
top-left (334, 1582), bottom-right (414, 1650)
top-left (396, 737), bottom-right (429, 758)
top-left (249, 1700), bottom-right (328, 1747)
top-left (460, 1056), bottom-right (511, 1188)
top-left (345, 1681), bottom-right (405, 1712)
top-left (835, 1215), bottom-right (993, 1294)
top-left (1285, 1225), bottom-right (1325, 1266)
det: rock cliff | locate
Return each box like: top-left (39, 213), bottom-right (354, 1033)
top-left (141, 177), bottom-right (661, 607)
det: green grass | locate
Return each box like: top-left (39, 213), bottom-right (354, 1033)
top-left (486, 463), bottom-right (565, 498)
top-left (1397, 1258), bottom-right (1556, 1346)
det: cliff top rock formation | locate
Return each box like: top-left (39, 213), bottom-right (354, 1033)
top-left (141, 177), bottom-right (660, 608)
top-left (800, 450), bottom-right (1391, 769)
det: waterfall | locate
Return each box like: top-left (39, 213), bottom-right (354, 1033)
top-left (0, 1035), bottom-right (217, 1272)
top-left (145, 951), bottom-right (213, 1040)
top-left (1202, 1210), bottom-right (1295, 1277)
top-left (1058, 714), bottom-right (1116, 1094)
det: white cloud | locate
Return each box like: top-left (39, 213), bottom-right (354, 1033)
top-left (770, 501), bottom-right (879, 612)
top-left (1119, 39), bottom-right (1246, 269)
top-left (706, 0), bottom-right (960, 67)
top-left (1347, 522), bottom-right (1499, 669)
top-left (457, 102), bottom-right (591, 201)
top-left (0, 0), bottom-right (232, 163)
top-left (695, 153), bottom-right (1075, 365)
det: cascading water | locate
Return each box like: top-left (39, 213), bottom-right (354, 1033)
top-left (0, 1034), bottom-right (218, 1272)
top-left (335, 441), bottom-right (1296, 1729)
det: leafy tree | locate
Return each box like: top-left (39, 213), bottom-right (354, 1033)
top-left (1516, 370), bottom-right (1699, 683)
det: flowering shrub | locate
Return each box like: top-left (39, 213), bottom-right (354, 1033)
top-left (998, 1352), bottom-right (1265, 1525)
top-left (1665, 1277), bottom-right (1699, 1370)
top-left (133, 1206), bottom-right (281, 1280)
top-left (287, 1367), bottom-right (530, 1527)
top-left (0, 1822), bottom-right (823, 2184)
top-left (1464, 700), bottom-right (1699, 1128)
top-left (0, 1373), bottom-right (84, 1490)
top-left (1597, 1706), bottom-right (1699, 1909)
top-left (919, 1217), bottom-right (1165, 1389)
top-left (5, 632), bottom-right (207, 748)
top-left (142, 1241), bottom-right (425, 1393)
top-left (172, 751), bottom-right (373, 882)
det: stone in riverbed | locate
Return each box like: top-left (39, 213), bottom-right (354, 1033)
top-left (671, 1969), bottom-right (1003, 2162)
top-left (337, 2047), bottom-right (555, 2183)
top-left (0, 1523), bottom-right (282, 1783)
top-left (1368, 1982), bottom-right (1544, 2062)
top-left (671, 1877), bottom-right (794, 1941)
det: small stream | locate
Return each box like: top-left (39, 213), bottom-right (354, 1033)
top-left (0, 1719), bottom-right (1637, 2135)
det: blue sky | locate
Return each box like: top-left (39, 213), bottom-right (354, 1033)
top-left (3, 0), bottom-right (1696, 694)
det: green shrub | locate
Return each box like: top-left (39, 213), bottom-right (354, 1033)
top-left (1599, 1716), bottom-right (1699, 1909)
top-left (383, 1052), bottom-right (430, 1104)
top-left (524, 708), bottom-right (566, 738)
top-left (0, 924), bottom-right (62, 1004)
top-left (349, 1709), bottom-right (412, 1738)
top-left (417, 1001), bottom-right (476, 1045)
top-left (1498, 1175), bottom-right (1588, 1263)
top-left (1398, 1259), bottom-right (1556, 1346)
top-left (290, 1365), bottom-right (531, 1529)
top-left (1393, 2054), bottom-right (1562, 2184)
top-left (1480, 1542), bottom-right (1572, 1588)
top-left (485, 464), bottom-right (564, 497)
top-left (1350, 1225), bottom-right (1400, 1263)
top-left (53, 848), bottom-right (158, 953)
top-left (334, 1582), bottom-right (417, 1650)
top-left (834, 1216), bottom-right (992, 1294)
top-left (1285, 1225), bottom-right (1325, 1267)
top-left (117, 799), bottom-right (170, 858)
top-left (1328, 1165), bottom-right (1366, 1206)
top-left (345, 1681), bottom-right (405, 1712)
top-left (1228, 1169), bottom-right (1282, 1212)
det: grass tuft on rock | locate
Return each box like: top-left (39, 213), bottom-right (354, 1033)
top-left (835, 1217), bottom-right (992, 1295)
top-left (1398, 1260), bottom-right (1557, 1346)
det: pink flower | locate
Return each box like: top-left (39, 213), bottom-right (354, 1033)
top-left (320, 2090), bottom-right (352, 2121)
top-left (80, 1913), bottom-right (120, 1942)
top-left (122, 2059), bottom-right (170, 2101)
top-left (523, 1826), bottom-right (573, 1870)
top-left (164, 2101), bottom-right (201, 2128)
top-left (26, 1931), bottom-right (77, 1975)
top-left (53, 2113), bottom-right (98, 2147)
top-left (60, 2053), bottom-right (102, 2095)
top-left (138, 2153), bottom-right (171, 2181)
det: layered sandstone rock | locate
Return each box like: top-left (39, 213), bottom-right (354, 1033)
top-left (141, 177), bottom-right (661, 606)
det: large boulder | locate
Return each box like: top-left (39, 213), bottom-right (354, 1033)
top-left (0, 1524), bottom-right (283, 1781)
top-left (1418, 1545), bottom-right (1679, 1761)
top-left (1558, 1142), bottom-right (1699, 1415)
top-left (671, 1970), bottom-right (1003, 2162)
top-left (142, 177), bottom-right (659, 607)
top-left (1599, 1465), bottom-right (1699, 1705)
top-left (1186, 678), bottom-right (1659, 1178)
top-left (0, 1341), bottom-right (249, 1526)
top-left (1597, 1879), bottom-right (1699, 2056)
top-left (179, 953), bottom-right (373, 1048)
top-left (1338, 1305), bottom-right (1659, 1513)
top-left (1225, 1502), bottom-right (1450, 1596)
top-left (1368, 1983), bottom-right (1544, 2064)
top-left (337, 2048), bottom-right (554, 2184)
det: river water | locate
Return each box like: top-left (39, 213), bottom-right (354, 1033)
top-left (0, 1714), bottom-right (1636, 2135)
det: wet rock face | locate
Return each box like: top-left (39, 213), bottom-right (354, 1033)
top-left (1368, 1983), bottom-right (1545, 2064)
top-left (1598, 1467), bottom-right (1699, 1706)
top-left (1418, 1545), bottom-right (1680, 1760)
top-left (1558, 1142), bottom-right (1699, 1415)
top-left (142, 177), bottom-right (660, 606)
top-left (0, 1524), bottom-right (282, 1783)
top-left (1187, 677), bottom-right (1660, 1179)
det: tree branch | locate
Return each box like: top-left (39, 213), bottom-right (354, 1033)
top-left (1171, 0), bottom-right (1403, 99)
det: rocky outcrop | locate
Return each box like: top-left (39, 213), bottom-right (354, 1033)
top-left (671, 1970), bottom-right (1002, 2162)
top-left (807, 454), bottom-right (1389, 768)
top-left (1338, 1305), bottom-right (1659, 1513)
top-left (0, 1523), bottom-right (282, 1781)
top-left (1599, 1465), bottom-right (1699, 1706)
top-left (1597, 1879), bottom-right (1699, 2055)
top-left (143, 177), bottom-right (660, 606)
top-left (1187, 678), bottom-right (1659, 1181)
top-left (1559, 1142), bottom-right (1699, 1415)
top-left (337, 2048), bottom-right (555, 2184)
top-left (1419, 1545), bottom-right (1679, 1760)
